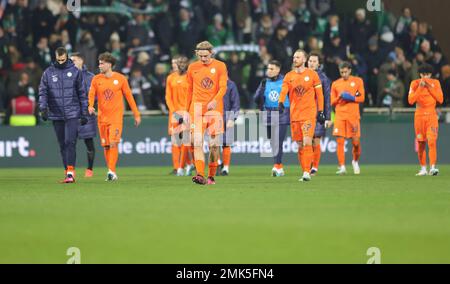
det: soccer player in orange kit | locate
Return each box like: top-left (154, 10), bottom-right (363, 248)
top-left (278, 49), bottom-right (325, 182)
top-left (185, 41), bottom-right (228, 185)
top-left (408, 63), bottom-right (443, 176)
top-left (330, 62), bottom-right (365, 175)
top-left (88, 52), bottom-right (141, 181)
top-left (166, 56), bottom-right (194, 176)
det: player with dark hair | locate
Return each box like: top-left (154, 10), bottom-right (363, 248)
top-left (408, 63), bottom-right (444, 176)
top-left (307, 52), bottom-right (332, 176)
top-left (331, 61), bottom-right (365, 175)
top-left (88, 52), bottom-right (141, 181)
top-left (71, 52), bottom-right (97, 177)
top-left (38, 47), bottom-right (88, 183)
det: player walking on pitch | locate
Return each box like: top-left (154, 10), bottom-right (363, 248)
top-left (278, 49), bottom-right (325, 182)
top-left (38, 47), bottom-right (88, 183)
top-left (185, 41), bottom-right (228, 185)
top-left (331, 62), bottom-right (365, 175)
top-left (307, 52), bottom-right (332, 176)
top-left (88, 52), bottom-right (141, 181)
top-left (408, 63), bottom-right (443, 176)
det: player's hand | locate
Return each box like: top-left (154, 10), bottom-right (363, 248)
top-left (88, 107), bottom-right (96, 115)
top-left (317, 111), bottom-right (326, 125)
top-left (226, 120), bottom-right (235, 129)
top-left (207, 99), bottom-right (217, 111)
top-left (172, 112), bottom-right (183, 124)
top-left (80, 116), bottom-right (88, 126)
top-left (134, 116), bottom-right (141, 127)
top-left (278, 102), bottom-right (285, 113)
top-left (325, 120), bottom-right (333, 128)
top-left (40, 109), bottom-right (48, 121)
top-left (340, 92), bottom-right (355, 102)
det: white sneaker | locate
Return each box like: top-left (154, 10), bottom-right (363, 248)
top-left (415, 167), bottom-right (428, 176)
top-left (352, 160), bottom-right (360, 175)
top-left (272, 167), bottom-right (278, 177)
top-left (176, 168), bottom-right (185, 176)
top-left (221, 165), bottom-right (230, 176)
top-left (429, 167), bottom-right (439, 176)
top-left (336, 166), bottom-right (347, 175)
top-left (185, 164), bottom-right (194, 176)
top-left (106, 170), bottom-right (118, 181)
top-left (299, 172), bottom-right (311, 182)
top-left (277, 168), bottom-right (285, 177)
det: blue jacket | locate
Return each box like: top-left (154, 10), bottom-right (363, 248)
top-left (317, 69), bottom-right (332, 120)
top-left (223, 80), bottom-right (240, 123)
top-left (38, 59), bottom-right (88, 120)
top-left (78, 66), bottom-right (97, 139)
top-left (254, 74), bottom-right (290, 125)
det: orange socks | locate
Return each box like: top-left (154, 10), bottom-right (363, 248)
top-left (222, 146), bottom-right (231, 166)
top-left (208, 161), bottom-right (218, 177)
top-left (302, 145), bottom-right (313, 173)
top-left (428, 140), bottom-right (437, 166)
top-left (172, 145), bottom-right (181, 169)
top-left (297, 148), bottom-right (303, 171)
top-left (352, 140), bottom-right (361, 162)
top-left (312, 144), bottom-right (321, 169)
top-left (274, 163), bottom-right (283, 169)
top-left (337, 138), bottom-right (345, 166)
top-left (417, 141), bottom-right (426, 166)
top-left (104, 148), bottom-right (110, 167)
top-left (195, 160), bottom-right (205, 177)
top-left (108, 147), bottom-right (118, 172)
top-left (180, 145), bottom-right (191, 168)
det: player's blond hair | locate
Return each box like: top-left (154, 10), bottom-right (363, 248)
top-left (294, 49), bottom-right (308, 58)
top-left (196, 41), bottom-right (214, 51)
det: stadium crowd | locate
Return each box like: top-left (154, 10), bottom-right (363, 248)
top-left (1, 0), bottom-right (450, 125)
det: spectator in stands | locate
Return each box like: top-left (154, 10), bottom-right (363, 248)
top-left (380, 69), bottom-right (405, 107)
top-left (75, 31), bottom-right (98, 72)
top-left (206, 13), bottom-right (230, 47)
top-left (348, 9), bottom-right (375, 55)
top-left (91, 15), bottom-right (113, 54)
top-left (34, 37), bottom-right (52, 69)
top-left (267, 24), bottom-right (292, 73)
top-left (323, 34), bottom-right (346, 81)
top-left (31, 0), bottom-right (55, 46)
top-left (365, 36), bottom-right (386, 105)
top-left (148, 63), bottom-right (168, 114)
top-left (175, 8), bottom-right (200, 57)
top-left (129, 67), bottom-right (151, 111)
top-left (399, 20), bottom-right (418, 60)
top-left (126, 14), bottom-right (154, 48)
top-left (23, 58), bottom-right (43, 93)
top-left (441, 65), bottom-right (450, 106)
top-left (395, 7), bottom-right (414, 36)
top-left (323, 14), bottom-right (346, 53)
top-left (429, 49), bottom-right (448, 79)
top-left (233, 0), bottom-right (252, 44)
top-left (255, 14), bottom-right (274, 47)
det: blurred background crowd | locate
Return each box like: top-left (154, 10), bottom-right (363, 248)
top-left (1, 0), bottom-right (449, 125)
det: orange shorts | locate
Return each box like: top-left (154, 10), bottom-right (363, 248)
top-left (291, 119), bottom-right (316, 142)
top-left (333, 119), bottom-right (360, 138)
top-left (99, 122), bottom-right (123, 147)
top-left (190, 111), bottom-right (224, 137)
top-left (414, 114), bottom-right (438, 142)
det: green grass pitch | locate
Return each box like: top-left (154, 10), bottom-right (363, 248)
top-left (1, 165), bottom-right (450, 264)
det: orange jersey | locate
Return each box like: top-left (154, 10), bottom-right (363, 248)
top-left (186, 59), bottom-right (228, 114)
top-left (331, 76), bottom-right (365, 120)
top-left (279, 68), bottom-right (324, 121)
top-left (165, 72), bottom-right (189, 113)
top-left (88, 72), bottom-right (140, 124)
top-left (408, 78), bottom-right (443, 116)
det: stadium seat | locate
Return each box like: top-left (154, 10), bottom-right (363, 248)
top-left (9, 96), bottom-right (37, 126)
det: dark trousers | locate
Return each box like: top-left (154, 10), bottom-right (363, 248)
top-left (53, 119), bottom-right (79, 169)
top-left (267, 124), bottom-right (289, 165)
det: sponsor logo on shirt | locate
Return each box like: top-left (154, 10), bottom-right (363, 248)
top-left (201, 77), bottom-right (214, 89)
top-left (104, 89), bottom-right (114, 101)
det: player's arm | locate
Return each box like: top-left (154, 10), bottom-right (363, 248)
top-left (408, 81), bottom-right (421, 105)
top-left (313, 72), bottom-right (324, 112)
top-left (88, 77), bottom-right (97, 114)
top-left (122, 77), bottom-right (141, 126)
top-left (427, 80), bottom-right (444, 104)
top-left (165, 76), bottom-right (175, 113)
top-left (355, 78), bottom-right (365, 103)
top-left (38, 70), bottom-right (49, 113)
top-left (330, 82), bottom-right (339, 106)
top-left (278, 74), bottom-right (290, 104)
top-left (211, 63), bottom-right (229, 107)
top-left (185, 66), bottom-right (193, 112)
top-left (253, 80), bottom-right (266, 110)
top-left (76, 70), bottom-right (88, 117)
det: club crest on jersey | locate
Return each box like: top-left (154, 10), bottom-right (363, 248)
top-left (113, 80), bottom-right (119, 85)
top-left (201, 77), bottom-right (214, 89)
top-left (304, 76), bottom-right (310, 82)
top-left (350, 82), bottom-right (356, 87)
top-left (269, 90), bottom-right (279, 102)
top-left (67, 72), bottom-right (72, 77)
top-left (210, 68), bottom-right (216, 74)
top-left (104, 89), bottom-right (114, 100)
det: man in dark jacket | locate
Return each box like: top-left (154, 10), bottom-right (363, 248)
top-left (307, 52), bottom-right (332, 176)
top-left (38, 47), bottom-right (88, 183)
top-left (254, 60), bottom-right (290, 177)
top-left (219, 79), bottom-right (240, 176)
top-left (71, 52), bottom-right (96, 178)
